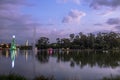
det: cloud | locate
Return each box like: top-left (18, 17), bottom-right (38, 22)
top-left (62, 9), bottom-right (86, 24)
top-left (90, 0), bottom-right (120, 9)
top-left (0, 0), bottom-right (30, 11)
top-left (73, 0), bottom-right (81, 4)
top-left (0, 0), bottom-right (86, 44)
top-left (0, 0), bottom-right (27, 5)
top-left (47, 29), bottom-right (69, 43)
top-left (115, 25), bottom-right (120, 30)
top-left (106, 18), bottom-right (120, 25)
top-left (0, 0), bottom-right (42, 44)
top-left (57, 0), bottom-right (81, 4)
top-left (39, 23), bottom-right (54, 26)
top-left (94, 23), bottom-right (103, 26)
top-left (105, 18), bottom-right (120, 31)
top-left (97, 9), bottom-right (114, 16)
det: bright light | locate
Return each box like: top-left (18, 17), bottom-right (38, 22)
top-left (12, 61), bottom-right (14, 68)
top-left (13, 35), bottom-right (15, 38)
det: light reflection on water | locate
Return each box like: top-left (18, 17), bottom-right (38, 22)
top-left (10, 50), bottom-right (17, 68)
top-left (0, 49), bottom-right (120, 80)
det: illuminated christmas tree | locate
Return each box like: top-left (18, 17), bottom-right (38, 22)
top-left (10, 35), bottom-right (16, 50)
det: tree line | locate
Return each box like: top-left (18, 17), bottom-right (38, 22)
top-left (36, 32), bottom-right (120, 50)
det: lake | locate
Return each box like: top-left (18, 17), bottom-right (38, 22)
top-left (0, 49), bottom-right (120, 80)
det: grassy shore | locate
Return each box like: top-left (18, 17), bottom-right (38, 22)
top-left (1, 74), bottom-right (120, 80)
top-left (0, 74), bottom-right (26, 80)
top-left (103, 76), bottom-right (120, 80)
top-left (0, 74), bottom-right (55, 80)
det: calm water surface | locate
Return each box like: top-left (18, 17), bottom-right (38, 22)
top-left (0, 49), bottom-right (120, 80)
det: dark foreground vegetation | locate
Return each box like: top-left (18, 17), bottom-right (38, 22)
top-left (0, 74), bottom-right (55, 80)
top-left (0, 74), bottom-right (120, 80)
top-left (103, 76), bottom-right (120, 80)
top-left (34, 75), bottom-right (55, 80)
top-left (0, 74), bottom-right (26, 80)
top-left (36, 32), bottom-right (120, 50)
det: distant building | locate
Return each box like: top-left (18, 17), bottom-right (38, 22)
top-left (25, 40), bottom-right (29, 46)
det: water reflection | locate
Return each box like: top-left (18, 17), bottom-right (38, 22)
top-left (36, 50), bottom-right (49, 63)
top-left (0, 49), bottom-right (120, 79)
top-left (36, 50), bottom-right (120, 68)
top-left (1, 49), bottom-right (120, 68)
top-left (24, 50), bottom-right (28, 61)
top-left (6, 50), bottom-right (9, 58)
top-left (10, 50), bottom-right (16, 68)
top-left (0, 49), bottom-right (17, 68)
top-left (47, 48), bottom-right (53, 55)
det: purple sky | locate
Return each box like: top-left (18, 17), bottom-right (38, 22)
top-left (0, 0), bottom-right (120, 44)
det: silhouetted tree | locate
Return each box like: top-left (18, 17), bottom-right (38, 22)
top-left (36, 37), bottom-right (49, 49)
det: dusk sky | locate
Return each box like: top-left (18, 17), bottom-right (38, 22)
top-left (0, 0), bottom-right (120, 44)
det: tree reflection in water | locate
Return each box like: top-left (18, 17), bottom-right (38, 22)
top-left (10, 50), bottom-right (16, 68)
top-left (36, 49), bottom-right (120, 68)
top-left (36, 50), bottom-right (49, 63)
